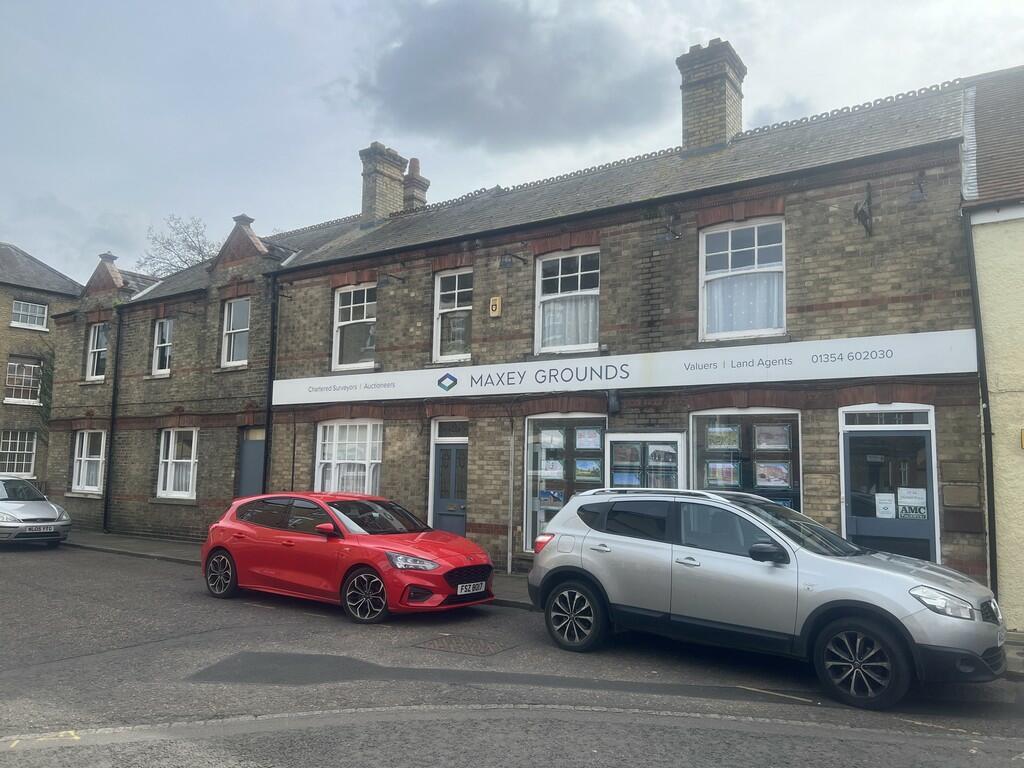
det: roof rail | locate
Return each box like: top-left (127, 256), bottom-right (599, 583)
top-left (575, 487), bottom-right (732, 502)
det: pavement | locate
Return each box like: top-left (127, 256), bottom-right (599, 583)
top-left (2, 542), bottom-right (1024, 766)
top-left (63, 527), bottom-right (534, 609)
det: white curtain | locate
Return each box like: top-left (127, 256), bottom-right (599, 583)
top-left (541, 295), bottom-right (598, 348)
top-left (706, 272), bottom-right (783, 335)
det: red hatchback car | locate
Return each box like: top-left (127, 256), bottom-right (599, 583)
top-left (200, 492), bottom-right (494, 622)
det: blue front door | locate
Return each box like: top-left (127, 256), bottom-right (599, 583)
top-left (433, 444), bottom-right (468, 536)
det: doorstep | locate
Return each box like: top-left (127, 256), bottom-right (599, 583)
top-left (64, 529), bottom-right (533, 610)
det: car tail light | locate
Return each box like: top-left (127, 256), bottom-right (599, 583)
top-left (534, 533), bottom-right (555, 553)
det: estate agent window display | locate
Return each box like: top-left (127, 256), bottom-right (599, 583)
top-left (692, 412), bottom-right (801, 511)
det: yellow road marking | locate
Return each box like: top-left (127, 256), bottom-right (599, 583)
top-left (8, 740), bottom-right (19, 749)
top-left (35, 730), bottom-right (80, 742)
top-left (242, 602), bottom-right (276, 610)
top-left (735, 685), bottom-right (815, 704)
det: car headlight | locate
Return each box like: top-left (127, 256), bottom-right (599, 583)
top-left (0, 511), bottom-right (18, 523)
top-left (56, 508), bottom-right (70, 522)
top-left (910, 585), bottom-right (975, 620)
top-left (386, 552), bottom-right (439, 571)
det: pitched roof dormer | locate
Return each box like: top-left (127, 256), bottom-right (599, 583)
top-left (208, 214), bottom-right (273, 271)
top-left (82, 252), bottom-right (156, 299)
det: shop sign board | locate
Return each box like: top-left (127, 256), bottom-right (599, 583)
top-left (273, 329), bottom-right (978, 406)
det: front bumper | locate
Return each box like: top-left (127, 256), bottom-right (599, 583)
top-left (0, 520), bottom-right (71, 543)
top-left (383, 562), bottom-right (495, 613)
top-left (916, 643), bottom-right (1006, 683)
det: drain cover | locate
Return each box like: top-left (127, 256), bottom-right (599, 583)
top-left (415, 635), bottom-right (512, 656)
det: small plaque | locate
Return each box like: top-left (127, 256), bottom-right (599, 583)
top-left (489, 296), bottom-right (502, 317)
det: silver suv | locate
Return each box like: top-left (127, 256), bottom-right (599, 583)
top-left (527, 489), bottom-right (1006, 709)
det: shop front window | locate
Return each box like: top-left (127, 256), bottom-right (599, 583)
top-left (525, 416), bottom-right (605, 549)
top-left (692, 412), bottom-right (801, 511)
top-left (606, 433), bottom-right (684, 489)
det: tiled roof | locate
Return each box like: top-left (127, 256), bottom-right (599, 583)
top-left (966, 65), bottom-right (1024, 207)
top-left (0, 242), bottom-right (82, 295)
top-left (277, 84), bottom-right (965, 271)
top-left (127, 259), bottom-right (213, 303)
top-left (118, 269), bottom-right (159, 295)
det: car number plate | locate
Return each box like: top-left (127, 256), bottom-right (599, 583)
top-left (457, 581), bottom-right (485, 595)
top-left (26, 525), bottom-right (54, 533)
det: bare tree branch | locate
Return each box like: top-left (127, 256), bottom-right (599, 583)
top-left (135, 215), bottom-right (221, 277)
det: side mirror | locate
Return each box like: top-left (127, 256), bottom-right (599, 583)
top-left (315, 522), bottom-right (338, 537)
top-left (749, 540), bottom-right (789, 564)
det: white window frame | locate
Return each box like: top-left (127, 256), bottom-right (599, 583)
top-left (534, 248), bottom-right (601, 355)
top-left (221, 298), bottom-right (250, 368)
top-left (4, 357), bottom-right (43, 405)
top-left (426, 417), bottom-right (470, 526)
top-left (523, 412), bottom-right (607, 552)
top-left (699, 217), bottom-right (786, 342)
top-left (72, 430), bottom-right (106, 493)
top-left (837, 402), bottom-right (941, 562)
top-left (10, 300), bottom-right (49, 331)
top-left (332, 284), bottom-right (377, 372)
top-left (0, 430), bottom-right (37, 477)
top-left (151, 318), bottom-right (173, 375)
top-left (157, 427), bottom-right (199, 500)
top-left (432, 268), bottom-right (473, 363)
top-left (86, 322), bottom-right (108, 381)
top-left (603, 432), bottom-right (686, 490)
top-left (314, 418), bottom-right (383, 493)
top-left (687, 407), bottom-right (804, 511)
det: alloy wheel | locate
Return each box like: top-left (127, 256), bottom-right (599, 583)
top-left (550, 588), bottom-right (594, 644)
top-left (206, 554), bottom-right (233, 595)
top-left (824, 630), bottom-right (892, 699)
top-left (346, 573), bottom-right (387, 620)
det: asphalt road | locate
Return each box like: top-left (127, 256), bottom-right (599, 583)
top-left (1, 544), bottom-right (1023, 767)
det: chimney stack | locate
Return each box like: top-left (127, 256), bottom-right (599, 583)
top-left (675, 38), bottom-right (747, 151)
top-left (403, 158), bottom-right (430, 211)
top-left (359, 141), bottom-right (409, 222)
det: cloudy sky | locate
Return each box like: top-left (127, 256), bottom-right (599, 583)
top-left (2, 0), bottom-right (1022, 282)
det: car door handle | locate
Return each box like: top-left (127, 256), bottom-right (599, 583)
top-left (281, 540), bottom-right (295, 548)
top-left (589, 543), bottom-right (611, 553)
top-left (675, 557), bottom-right (701, 567)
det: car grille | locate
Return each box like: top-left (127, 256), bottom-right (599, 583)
top-left (14, 531), bottom-right (61, 540)
top-left (20, 518), bottom-right (55, 523)
top-left (441, 590), bottom-right (493, 606)
top-left (444, 564), bottom-right (493, 589)
top-left (980, 600), bottom-right (1000, 624)
top-left (981, 646), bottom-right (1006, 675)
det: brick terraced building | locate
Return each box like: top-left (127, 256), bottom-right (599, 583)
top-left (264, 40), bottom-right (992, 577)
top-left (42, 40), bottom-right (1002, 582)
top-left (0, 243), bottom-right (81, 489)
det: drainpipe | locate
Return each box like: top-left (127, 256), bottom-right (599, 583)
top-left (507, 413), bottom-right (515, 575)
top-left (261, 276), bottom-right (279, 493)
top-left (962, 211), bottom-right (999, 596)
top-left (101, 307), bottom-right (124, 533)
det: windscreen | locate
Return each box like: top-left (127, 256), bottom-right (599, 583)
top-left (729, 498), bottom-right (863, 556)
top-left (0, 479), bottom-right (46, 501)
top-left (328, 500), bottom-right (430, 535)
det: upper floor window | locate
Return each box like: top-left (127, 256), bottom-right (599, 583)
top-left (433, 269), bottom-right (473, 362)
top-left (152, 318), bottom-right (173, 375)
top-left (157, 427), bottom-right (198, 499)
top-left (10, 300), bottom-right (48, 331)
top-left (0, 430), bottom-right (37, 477)
top-left (221, 298), bottom-right (250, 367)
top-left (87, 322), bottom-right (108, 381)
top-left (72, 430), bottom-right (106, 493)
top-left (4, 357), bottom-right (42, 404)
top-left (333, 284), bottom-right (376, 371)
top-left (315, 419), bottom-right (382, 494)
top-left (700, 219), bottom-right (785, 341)
top-left (535, 249), bottom-right (600, 353)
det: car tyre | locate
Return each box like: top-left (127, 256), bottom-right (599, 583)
top-left (813, 616), bottom-right (912, 710)
top-left (545, 580), bottom-right (608, 652)
top-left (342, 567), bottom-right (390, 624)
top-left (205, 549), bottom-right (239, 599)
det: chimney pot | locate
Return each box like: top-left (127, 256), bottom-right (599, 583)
top-left (233, 213), bottom-right (254, 226)
top-left (99, 251), bottom-right (117, 262)
top-left (676, 39), bottom-right (747, 151)
top-left (403, 157), bottom-right (430, 211)
top-left (359, 142), bottom-right (409, 221)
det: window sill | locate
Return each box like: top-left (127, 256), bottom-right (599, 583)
top-left (526, 346), bottom-right (606, 362)
top-left (2, 398), bottom-right (42, 406)
top-left (65, 490), bottom-right (103, 499)
top-left (214, 364), bottom-right (248, 373)
top-left (425, 358), bottom-right (472, 368)
top-left (144, 372), bottom-right (171, 380)
top-left (150, 496), bottom-right (197, 506)
top-left (9, 323), bottom-right (48, 332)
top-left (79, 379), bottom-right (106, 386)
top-left (331, 362), bottom-right (378, 374)
top-left (696, 333), bottom-right (791, 349)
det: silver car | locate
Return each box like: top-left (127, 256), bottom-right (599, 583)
top-left (0, 476), bottom-right (71, 548)
top-left (528, 488), bottom-right (1006, 709)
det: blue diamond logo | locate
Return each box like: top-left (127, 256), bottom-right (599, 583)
top-left (437, 373), bottom-right (458, 391)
